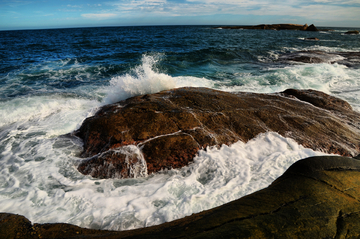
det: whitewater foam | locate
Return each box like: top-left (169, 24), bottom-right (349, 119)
top-left (284, 45), bottom-right (360, 53)
top-left (100, 54), bottom-right (360, 113)
top-left (0, 110), bottom-right (329, 231)
top-left (0, 95), bottom-right (100, 134)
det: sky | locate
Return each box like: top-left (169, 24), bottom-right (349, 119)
top-left (0, 0), bottom-right (359, 31)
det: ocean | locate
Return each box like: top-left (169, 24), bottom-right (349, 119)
top-left (1, 25), bottom-right (360, 231)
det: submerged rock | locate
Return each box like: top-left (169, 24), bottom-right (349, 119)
top-left (278, 50), bottom-right (360, 68)
top-left (74, 87), bottom-right (360, 179)
top-left (345, 30), bottom-right (359, 35)
top-left (4, 155), bottom-right (360, 238)
top-left (304, 37), bottom-right (319, 41)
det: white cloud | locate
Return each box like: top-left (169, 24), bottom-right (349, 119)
top-left (67, 4), bottom-right (83, 8)
top-left (81, 13), bottom-right (118, 19)
top-left (98, 0), bottom-right (360, 23)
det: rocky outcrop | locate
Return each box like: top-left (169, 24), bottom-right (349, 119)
top-left (305, 24), bottom-right (318, 31)
top-left (278, 50), bottom-right (360, 68)
top-left (4, 155), bottom-right (360, 238)
top-left (216, 23), bottom-right (319, 31)
top-left (345, 30), bottom-right (359, 35)
top-left (74, 87), bottom-right (360, 179)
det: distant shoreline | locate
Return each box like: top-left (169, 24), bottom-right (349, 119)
top-left (214, 23), bottom-right (326, 31)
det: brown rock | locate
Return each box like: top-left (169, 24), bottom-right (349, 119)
top-left (75, 87), bottom-right (360, 179)
top-left (300, 23), bottom-right (308, 30)
top-left (0, 213), bottom-right (36, 239)
top-left (77, 145), bottom-right (147, 179)
top-left (305, 24), bottom-right (319, 31)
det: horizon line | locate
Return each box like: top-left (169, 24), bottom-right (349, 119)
top-left (1, 23), bottom-right (359, 32)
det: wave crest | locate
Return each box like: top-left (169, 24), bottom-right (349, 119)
top-left (103, 54), bottom-right (176, 104)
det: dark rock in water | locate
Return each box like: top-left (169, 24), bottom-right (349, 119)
top-left (305, 24), bottom-right (319, 31)
top-left (216, 23), bottom-right (313, 31)
top-left (75, 87), bottom-right (360, 179)
top-left (304, 37), bottom-right (319, 41)
top-left (4, 155), bottom-right (360, 238)
top-left (345, 30), bottom-right (359, 35)
top-left (278, 50), bottom-right (360, 68)
top-left (336, 52), bottom-right (360, 68)
top-left (279, 51), bottom-right (332, 64)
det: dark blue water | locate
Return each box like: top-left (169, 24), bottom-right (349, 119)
top-left (1, 26), bottom-right (359, 100)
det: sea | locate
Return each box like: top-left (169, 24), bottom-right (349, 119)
top-left (1, 25), bottom-right (360, 231)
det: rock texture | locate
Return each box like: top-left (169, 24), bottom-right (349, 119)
top-left (3, 155), bottom-right (360, 238)
top-left (75, 87), bottom-right (360, 179)
top-left (216, 23), bottom-right (319, 31)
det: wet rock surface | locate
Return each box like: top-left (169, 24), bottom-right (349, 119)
top-left (3, 155), bottom-right (360, 238)
top-left (278, 50), bottom-right (360, 68)
top-left (75, 87), bottom-right (360, 179)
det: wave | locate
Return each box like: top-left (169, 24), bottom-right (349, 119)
top-left (0, 94), bottom-right (99, 134)
top-left (103, 54), bottom-right (216, 104)
top-left (103, 54), bottom-right (175, 104)
top-left (283, 45), bottom-right (360, 53)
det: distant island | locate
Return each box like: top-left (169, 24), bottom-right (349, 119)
top-left (216, 24), bottom-right (360, 35)
top-left (216, 23), bottom-right (320, 31)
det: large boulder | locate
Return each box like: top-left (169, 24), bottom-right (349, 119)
top-left (3, 155), bottom-right (360, 238)
top-left (74, 87), bottom-right (360, 179)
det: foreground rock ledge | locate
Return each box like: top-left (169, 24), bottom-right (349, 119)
top-left (3, 155), bottom-right (360, 238)
top-left (75, 87), bottom-right (360, 179)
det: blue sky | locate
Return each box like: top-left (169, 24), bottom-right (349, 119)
top-left (1, 0), bottom-right (359, 30)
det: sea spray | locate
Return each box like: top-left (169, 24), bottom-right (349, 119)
top-left (103, 54), bottom-right (176, 104)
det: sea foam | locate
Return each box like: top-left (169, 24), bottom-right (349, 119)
top-left (0, 106), bottom-right (328, 231)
